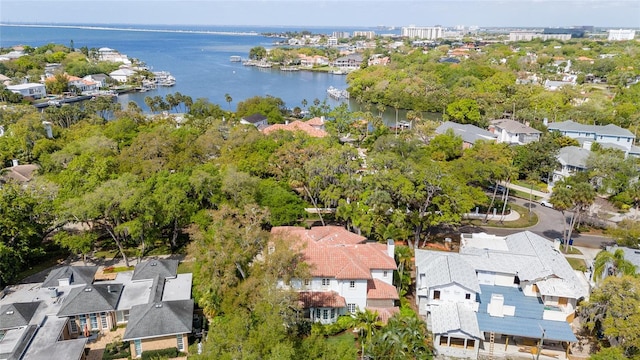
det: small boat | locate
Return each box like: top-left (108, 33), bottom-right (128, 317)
top-left (230, 55), bottom-right (242, 62)
top-left (327, 86), bottom-right (350, 100)
top-left (280, 66), bottom-right (300, 72)
top-left (331, 69), bottom-right (347, 75)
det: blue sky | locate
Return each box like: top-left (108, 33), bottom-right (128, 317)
top-left (1, 0), bottom-right (638, 28)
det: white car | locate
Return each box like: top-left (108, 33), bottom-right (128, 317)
top-left (539, 200), bottom-right (553, 208)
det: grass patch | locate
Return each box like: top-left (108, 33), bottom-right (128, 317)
top-left (561, 246), bottom-right (583, 255)
top-left (103, 266), bottom-right (135, 274)
top-left (94, 249), bottom-right (118, 260)
top-left (177, 261), bottom-right (194, 274)
top-left (16, 253), bottom-right (69, 282)
top-left (464, 204), bottom-right (538, 228)
top-left (146, 244), bottom-right (172, 256)
top-left (512, 180), bottom-right (549, 193)
top-left (326, 331), bottom-right (356, 345)
top-left (509, 189), bottom-right (543, 201)
top-left (566, 257), bottom-right (587, 271)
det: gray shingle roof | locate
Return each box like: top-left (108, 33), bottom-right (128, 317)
top-left (122, 300), bottom-right (193, 340)
top-left (548, 120), bottom-right (634, 138)
top-left (490, 119), bottom-right (541, 135)
top-left (415, 251), bottom-right (480, 293)
top-left (557, 146), bottom-right (590, 169)
top-left (436, 121), bottom-right (497, 145)
top-left (605, 245), bottom-right (640, 272)
top-left (241, 113), bottom-right (268, 124)
top-left (131, 260), bottom-right (178, 281)
top-left (0, 302), bottom-right (41, 330)
top-left (57, 284), bottom-right (123, 316)
top-left (42, 266), bottom-right (97, 287)
top-left (431, 302), bottom-right (481, 338)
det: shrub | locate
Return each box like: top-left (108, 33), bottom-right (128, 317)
top-left (140, 347), bottom-right (180, 360)
top-left (102, 339), bottom-right (130, 360)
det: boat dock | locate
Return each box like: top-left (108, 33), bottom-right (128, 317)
top-left (327, 86), bottom-right (350, 100)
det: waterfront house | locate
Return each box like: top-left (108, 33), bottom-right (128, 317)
top-left (435, 121), bottom-right (497, 149)
top-left (109, 68), bottom-right (136, 83)
top-left (489, 119), bottom-right (541, 145)
top-left (83, 74), bottom-right (109, 88)
top-left (6, 83), bottom-right (46, 99)
top-left (415, 231), bottom-right (588, 359)
top-left (240, 113), bottom-right (269, 128)
top-left (97, 47), bottom-right (131, 65)
top-left (272, 226), bottom-right (398, 324)
top-left (332, 54), bottom-right (363, 69)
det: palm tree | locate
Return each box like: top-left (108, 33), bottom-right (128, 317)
top-left (224, 93), bottom-right (232, 111)
top-left (350, 309), bottom-right (381, 359)
top-left (593, 248), bottom-right (637, 282)
top-left (301, 98), bottom-right (307, 111)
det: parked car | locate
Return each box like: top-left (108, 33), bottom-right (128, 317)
top-left (539, 200), bottom-right (553, 208)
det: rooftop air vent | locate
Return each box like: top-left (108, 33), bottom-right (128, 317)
top-left (150, 262), bottom-right (157, 266)
top-left (6, 310), bottom-right (14, 315)
top-left (84, 288), bottom-right (92, 292)
top-left (154, 303), bottom-right (163, 308)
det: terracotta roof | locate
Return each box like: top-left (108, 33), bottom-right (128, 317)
top-left (366, 306), bottom-right (400, 324)
top-left (366, 279), bottom-right (399, 300)
top-left (271, 226), bottom-right (396, 280)
top-left (305, 117), bottom-right (325, 127)
top-left (262, 120), bottom-right (328, 138)
top-left (299, 291), bottom-right (346, 308)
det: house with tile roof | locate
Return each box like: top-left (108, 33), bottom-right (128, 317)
top-left (272, 226), bottom-right (398, 324)
top-left (415, 231), bottom-right (589, 359)
top-left (261, 119), bottom-right (328, 138)
top-left (489, 119), bottom-right (541, 145)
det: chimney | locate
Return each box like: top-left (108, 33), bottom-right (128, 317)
top-left (387, 239), bottom-right (395, 259)
top-left (543, 118), bottom-right (548, 126)
top-left (107, 285), bottom-right (112, 293)
top-left (553, 238), bottom-right (561, 251)
top-left (488, 293), bottom-right (504, 317)
top-left (12, 159), bottom-right (18, 167)
top-left (320, 116), bottom-right (325, 123)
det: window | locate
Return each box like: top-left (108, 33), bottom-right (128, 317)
top-left (465, 293), bottom-right (471, 300)
top-left (323, 310), bottom-right (329, 320)
top-left (347, 303), bottom-right (356, 314)
top-left (100, 312), bottom-right (108, 329)
top-left (383, 271), bottom-right (388, 278)
top-left (177, 335), bottom-right (185, 351)
top-left (349, 281), bottom-right (355, 288)
top-left (69, 317), bottom-right (78, 333)
top-left (322, 278), bottom-right (330, 286)
top-left (79, 314), bottom-right (87, 330)
top-left (90, 314), bottom-right (98, 330)
top-left (433, 290), bottom-right (441, 300)
top-left (315, 309), bottom-right (321, 319)
top-left (134, 339), bottom-right (142, 357)
top-left (304, 279), bottom-right (310, 286)
top-left (331, 309), bottom-right (336, 318)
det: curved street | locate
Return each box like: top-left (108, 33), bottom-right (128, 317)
top-left (473, 196), bottom-right (613, 249)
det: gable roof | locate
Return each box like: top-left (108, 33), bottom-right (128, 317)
top-left (0, 302), bottom-right (41, 330)
top-left (490, 119), bottom-right (541, 135)
top-left (431, 302), bottom-right (481, 338)
top-left (122, 300), bottom-right (193, 340)
top-left (298, 291), bottom-right (346, 308)
top-left (557, 146), bottom-right (590, 169)
top-left (131, 260), bottom-right (178, 281)
top-left (57, 284), bottom-right (123, 316)
top-left (272, 226), bottom-right (396, 280)
top-left (42, 266), bottom-right (97, 288)
top-left (436, 121), bottom-right (497, 145)
top-left (262, 120), bottom-right (328, 138)
top-left (0, 164), bottom-right (39, 183)
top-left (366, 279), bottom-right (399, 300)
top-left (548, 120), bottom-right (634, 138)
top-left (415, 251), bottom-right (481, 293)
top-left (241, 113), bottom-right (268, 124)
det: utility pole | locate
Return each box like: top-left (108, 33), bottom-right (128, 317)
top-left (535, 326), bottom-right (546, 360)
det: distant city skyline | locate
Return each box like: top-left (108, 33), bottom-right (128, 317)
top-left (1, 0), bottom-right (639, 28)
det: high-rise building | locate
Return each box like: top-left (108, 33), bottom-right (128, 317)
top-left (401, 26), bottom-right (443, 40)
top-left (608, 29), bottom-right (636, 41)
top-left (353, 30), bottom-right (376, 39)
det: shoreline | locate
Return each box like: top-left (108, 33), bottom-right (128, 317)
top-left (0, 23), bottom-right (260, 36)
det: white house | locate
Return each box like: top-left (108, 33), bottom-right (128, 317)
top-left (552, 146), bottom-right (591, 183)
top-left (547, 120), bottom-right (639, 156)
top-left (109, 68), bottom-right (136, 83)
top-left (608, 29), bottom-right (636, 41)
top-left (489, 119), bottom-right (541, 145)
top-left (6, 83), bottom-right (46, 99)
top-left (415, 231), bottom-right (588, 359)
top-left (272, 226), bottom-right (399, 324)
top-left (239, 113), bottom-right (269, 128)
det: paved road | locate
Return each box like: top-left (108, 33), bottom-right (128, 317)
top-left (471, 196), bottom-right (613, 249)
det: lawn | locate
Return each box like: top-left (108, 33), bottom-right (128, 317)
top-left (566, 257), bottom-right (587, 271)
top-left (326, 331), bottom-right (356, 346)
top-left (177, 261), bottom-right (194, 274)
top-left (464, 203), bottom-right (538, 228)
